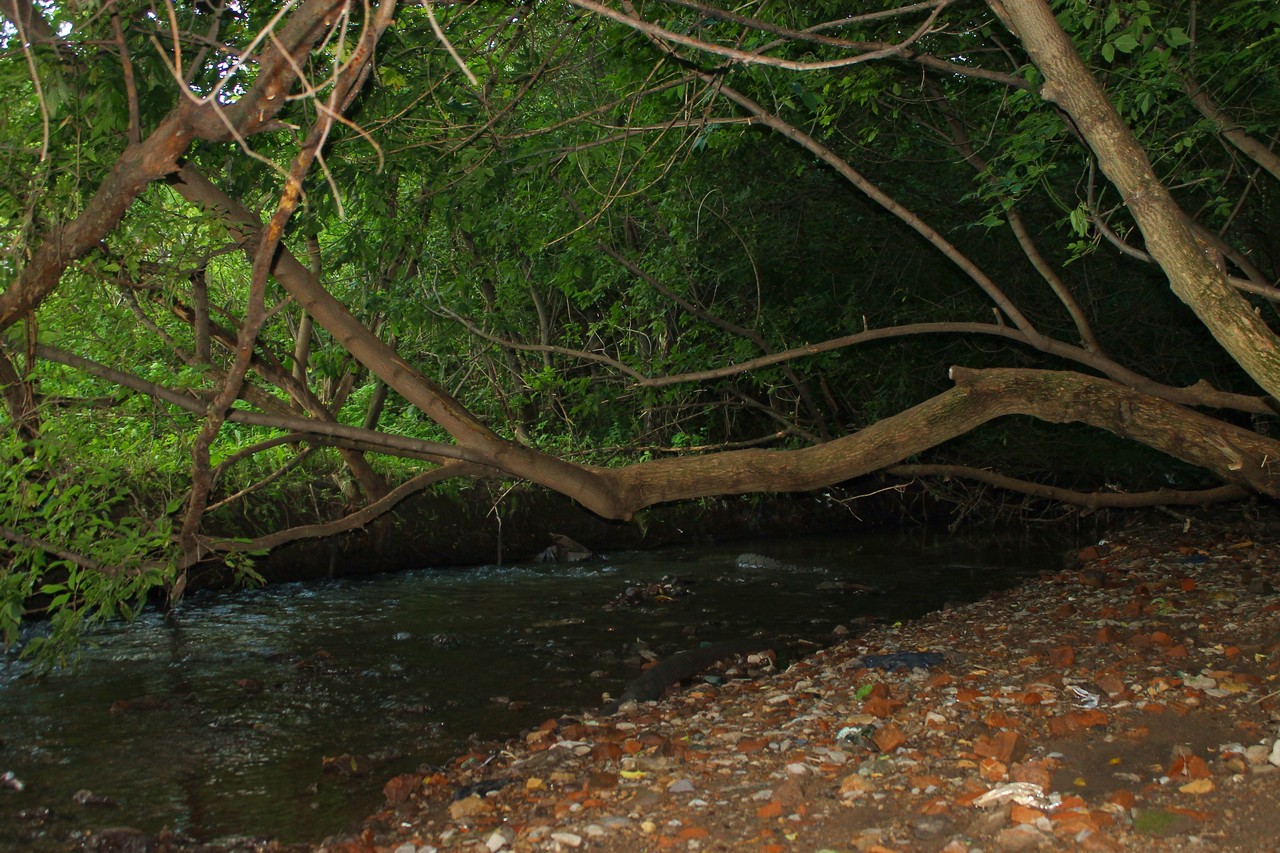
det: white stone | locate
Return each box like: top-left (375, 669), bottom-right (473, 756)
top-left (1269, 739), bottom-right (1280, 768)
top-left (550, 831), bottom-right (583, 848)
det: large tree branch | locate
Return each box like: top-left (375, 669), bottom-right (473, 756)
top-left (599, 367), bottom-right (1280, 516)
top-left (990, 0), bottom-right (1280, 400)
top-left (168, 165), bottom-right (625, 516)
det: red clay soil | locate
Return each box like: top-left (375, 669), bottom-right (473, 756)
top-left (322, 511), bottom-right (1280, 853)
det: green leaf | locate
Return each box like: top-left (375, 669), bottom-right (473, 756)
top-left (1113, 34), bottom-right (1140, 54)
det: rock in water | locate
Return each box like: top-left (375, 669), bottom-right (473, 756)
top-left (535, 533), bottom-right (594, 562)
top-left (735, 553), bottom-right (790, 571)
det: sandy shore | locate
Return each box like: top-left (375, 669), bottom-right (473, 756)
top-left (322, 510), bottom-right (1280, 853)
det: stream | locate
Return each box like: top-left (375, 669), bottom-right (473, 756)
top-left (0, 529), bottom-right (1066, 850)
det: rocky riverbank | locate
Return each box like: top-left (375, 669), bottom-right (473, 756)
top-left (321, 509), bottom-right (1280, 852)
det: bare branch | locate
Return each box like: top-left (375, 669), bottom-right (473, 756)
top-left (1183, 74), bottom-right (1280, 184)
top-left (209, 462), bottom-right (487, 553)
top-left (35, 343), bottom-right (479, 465)
top-left (567, 0), bottom-right (950, 72)
top-left (886, 463), bottom-right (1248, 509)
top-left (0, 525), bottom-right (116, 575)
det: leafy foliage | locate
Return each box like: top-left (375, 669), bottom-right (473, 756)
top-left (2, 0), bottom-right (1279, 662)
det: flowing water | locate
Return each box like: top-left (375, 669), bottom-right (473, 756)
top-left (0, 529), bottom-right (1065, 850)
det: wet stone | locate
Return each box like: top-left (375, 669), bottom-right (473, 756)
top-left (913, 813), bottom-right (954, 838)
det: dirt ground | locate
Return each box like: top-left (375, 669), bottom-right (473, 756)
top-left (318, 510), bottom-right (1280, 853)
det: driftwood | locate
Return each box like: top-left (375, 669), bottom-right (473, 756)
top-left (603, 638), bottom-right (776, 714)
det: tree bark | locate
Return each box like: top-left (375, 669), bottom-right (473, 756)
top-left (990, 0), bottom-right (1280, 400)
top-left (601, 367), bottom-right (1280, 516)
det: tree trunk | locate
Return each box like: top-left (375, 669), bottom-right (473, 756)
top-left (990, 0), bottom-right (1280, 400)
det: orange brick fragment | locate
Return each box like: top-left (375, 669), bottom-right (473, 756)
top-left (955, 687), bottom-right (982, 703)
top-left (1047, 709), bottom-right (1109, 736)
top-left (676, 826), bottom-right (709, 840)
top-left (872, 723), bottom-right (906, 753)
top-left (1107, 789), bottom-right (1136, 809)
top-left (1010, 760), bottom-right (1051, 789)
top-left (983, 711), bottom-right (1019, 730)
top-left (1095, 674), bottom-right (1127, 697)
top-left (755, 800), bottom-right (784, 819)
top-left (1049, 645), bottom-right (1076, 667)
top-left (975, 731), bottom-right (1027, 764)
top-left (1166, 805), bottom-right (1212, 820)
top-left (919, 797), bottom-right (951, 815)
top-left (591, 742), bottom-right (622, 760)
top-left (979, 758), bottom-right (1007, 781)
top-left (1050, 810), bottom-right (1099, 836)
top-left (736, 737), bottom-right (769, 753)
top-left (1010, 803), bottom-right (1045, 824)
top-left (863, 695), bottom-right (903, 718)
top-left (1168, 755), bottom-right (1211, 779)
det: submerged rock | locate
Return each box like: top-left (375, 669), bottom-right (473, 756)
top-left (81, 827), bottom-right (156, 853)
top-left (735, 553), bottom-right (793, 571)
top-left (535, 533), bottom-right (594, 563)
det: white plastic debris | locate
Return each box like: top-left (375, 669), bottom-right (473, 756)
top-left (973, 782), bottom-right (1057, 809)
top-left (1067, 685), bottom-right (1100, 709)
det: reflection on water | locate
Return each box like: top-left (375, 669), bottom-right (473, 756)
top-left (0, 530), bottom-right (1062, 850)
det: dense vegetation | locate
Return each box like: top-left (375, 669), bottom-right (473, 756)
top-left (2, 0), bottom-right (1278, 657)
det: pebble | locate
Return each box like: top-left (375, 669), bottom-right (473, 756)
top-left (549, 831), bottom-right (582, 848)
top-left (485, 826), bottom-right (515, 851)
top-left (1246, 744), bottom-right (1272, 766)
top-left (997, 824), bottom-right (1051, 850)
top-left (366, 520), bottom-right (1280, 853)
top-left (913, 813), bottom-right (953, 838)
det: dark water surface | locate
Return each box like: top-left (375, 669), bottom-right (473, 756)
top-left (0, 530), bottom-right (1065, 850)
